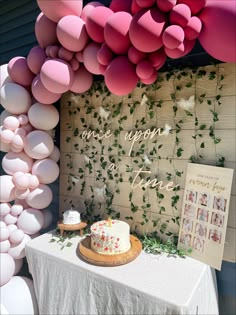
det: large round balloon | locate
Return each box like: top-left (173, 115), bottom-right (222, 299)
top-left (105, 56), bottom-right (139, 95)
top-left (81, 1), bottom-right (104, 22)
top-left (0, 176), bottom-right (16, 203)
top-left (57, 15), bottom-right (89, 52)
top-left (24, 130), bottom-right (54, 160)
top-left (86, 6), bottom-right (114, 43)
top-left (27, 46), bottom-right (47, 75)
top-left (0, 253), bottom-right (15, 286)
top-left (198, 1), bottom-right (236, 63)
top-left (40, 58), bottom-right (74, 94)
top-left (8, 57), bottom-right (34, 87)
top-left (9, 229), bottom-right (25, 244)
top-left (17, 208), bottom-right (44, 234)
top-left (0, 276), bottom-right (38, 314)
top-left (129, 8), bottom-right (167, 53)
top-left (32, 158), bottom-right (59, 184)
top-left (35, 13), bottom-right (58, 49)
top-left (0, 64), bottom-right (13, 88)
top-left (169, 4), bottom-right (191, 28)
top-left (184, 16), bottom-right (202, 41)
top-left (178, 0), bottom-right (206, 15)
top-left (0, 240), bottom-right (10, 253)
top-left (70, 66), bottom-right (93, 94)
top-left (26, 184), bottom-right (53, 209)
top-left (31, 75), bottom-right (62, 104)
top-left (136, 0), bottom-right (155, 8)
top-left (0, 83), bottom-right (31, 115)
top-left (83, 42), bottom-right (102, 75)
top-left (104, 12), bottom-right (132, 54)
top-left (2, 151), bottom-right (33, 175)
top-left (28, 102), bottom-right (59, 130)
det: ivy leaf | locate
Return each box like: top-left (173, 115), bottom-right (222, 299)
top-left (184, 110), bottom-right (193, 116)
top-left (185, 82), bottom-right (192, 88)
top-left (200, 142), bottom-right (205, 148)
top-left (177, 147), bottom-right (184, 157)
top-left (199, 124), bottom-right (206, 130)
top-left (66, 242), bottom-right (73, 247)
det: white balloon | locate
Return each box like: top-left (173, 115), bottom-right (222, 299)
top-left (32, 158), bottom-right (59, 184)
top-left (0, 240), bottom-right (10, 253)
top-left (4, 214), bottom-right (17, 225)
top-left (10, 204), bottom-right (23, 216)
top-left (7, 224), bottom-right (18, 234)
top-left (0, 64), bottom-right (13, 88)
top-left (0, 228), bottom-right (10, 241)
top-left (24, 130), bottom-right (54, 159)
top-left (8, 234), bottom-right (31, 259)
top-left (0, 203), bottom-right (11, 216)
top-left (0, 175), bottom-right (16, 203)
top-left (9, 229), bottom-right (24, 244)
top-left (49, 145), bottom-right (60, 162)
top-left (28, 102), bottom-right (59, 130)
top-left (41, 209), bottom-right (53, 229)
top-left (2, 151), bottom-right (33, 175)
top-left (26, 184), bottom-right (53, 209)
top-left (17, 208), bottom-right (44, 234)
top-left (0, 253), bottom-right (15, 286)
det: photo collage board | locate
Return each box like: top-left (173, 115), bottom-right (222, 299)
top-left (178, 163), bottom-right (234, 270)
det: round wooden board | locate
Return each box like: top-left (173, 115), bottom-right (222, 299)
top-left (57, 221), bottom-right (87, 231)
top-left (78, 235), bottom-right (142, 266)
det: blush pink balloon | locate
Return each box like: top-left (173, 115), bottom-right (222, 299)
top-left (129, 8), bottom-right (167, 53)
top-left (8, 234), bottom-right (31, 259)
top-left (0, 253), bottom-right (15, 286)
top-left (178, 0), bottom-right (206, 15)
top-left (70, 58), bottom-right (80, 71)
top-left (27, 46), bottom-right (47, 75)
top-left (41, 209), bottom-right (53, 229)
top-left (105, 56), bottom-right (139, 96)
top-left (15, 188), bottom-right (30, 200)
top-left (12, 134), bottom-right (25, 150)
top-left (164, 39), bottom-right (196, 59)
top-left (32, 158), bottom-right (59, 184)
top-left (47, 45), bottom-right (59, 58)
top-left (83, 42), bottom-right (102, 75)
top-left (10, 204), bottom-right (24, 216)
top-left (0, 176), bottom-right (16, 203)
top-left (28, 102), bottom-right (59, 130)
top-left (148, 48), bottom-right (167, 69)
top-left (49, 145), bottom-right (60, 162)
top-left (58, 47), bottom-right (74, 61)
top-left (57, 15), bottom-right (89, 52)
top-left (10, 146), bottom-right (23, 154)
top-left (162, 25), bottom-right (185, 49)
top-left (0, 141), bottom-right (11, 153)
top-left (7, 224), bottom-right (18, 234)
top-left (20, 123), bottom-right (32, 134)
top-left (136, 0), bottom-right (155, 8)
top-left (198, 0), bottom-right (236, 63)
top-left (18, 115), bottom-right (28, 126)
top-left (97, 43), bottom-right (113, 66)
top-left (37, 0), bottom-right (83, 22)
top-left (136, 60), bottom-right (154, 80)
top-left (14, 174), bottom-right (30, 190)
top-left (26, 184), bottom-right (53, 209)
top-left (4, 116), bottom-right (20, 131)
top-left (24, 130), bottom-right (54, 160)
top-left (1, 129), bottom-right (14, 143)
top-left (156, 0), bottom-right (176, 12)
top-left (35, 13), bottom-right (58, 48)
top-left (31, 75), bottom-right (62, 104)
top-left (8, 57), bottom-right (34, 87)
top-left (40, 58), bottom-right (74, 93)
top-left (109, 0), bottom-right (132, 13)
top-left (169, 4), bottom-right (191, 28)
top-left (28, 175), bottom-right (40, 189)
top-left (0, 240), bottom-right (10, 253)
top-left (128, 46), bottom-right (146, 64)
top-left (9, 229), bottom-right (25, 244)
top-left (4, 214), bottom-right (18, 225)
top-left (2, 151), bottom-right (33, 175)
top-left (81, 1), bottom-right (104, 22)
top-left (184, 16), bottom-right (202, 41)
top-left (104, 12), bottom-right (132, 54)
top-left (0, 227), bottom-right (10, 241)
top-left (13, 258), bottom-right (23, 275)
top-left (75, 51), bottom-right (84, 63)
top-left (0, 203), bottom-right (11, 216)
top-left (86, 6), bottom-right (114, 43)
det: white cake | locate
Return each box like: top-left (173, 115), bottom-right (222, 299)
top-left (90, 219), bottom-right (131, 255)
top-left (63, 209), bottom-right (81, 225)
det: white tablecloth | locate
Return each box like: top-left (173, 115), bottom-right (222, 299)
top-left (25, 231), bottom-right (219, 315)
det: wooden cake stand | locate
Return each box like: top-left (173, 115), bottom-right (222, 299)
top-left (57, 221), bottom-right (87, 236)
top-left (78, 235), bottom-right (142, 266)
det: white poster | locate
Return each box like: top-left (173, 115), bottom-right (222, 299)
top-left (178, 163), bottom-right (234, 270)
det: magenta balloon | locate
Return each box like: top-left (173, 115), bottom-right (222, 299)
top-left (17, 208), bottom-right (44, 234)
top-left (37, 0), bottom-right (83, 22)
top-left (32, 75), bottom-right (62, 104)
top-left (136, 60), bottom-right (154, 80)
top-left (128, 46), bottom-right (146, 64)
top-left (0, 253), bottom-right (15, 286)
top-left (136, 0), bottom-right (155, 8)
top-left (81, 2), bottom-right (104, 23)
top-left (70, 65), bottom-right (93, 94)
top-left (169, 4), bottom-right (191, 28)
top-left (162, 25), bottom-right (185, 49)
top-left (131, 0), bottom-right (142, 15)
top-left (141, 70), bottom-right (158, 85)
top-left (178, 0), bottom-right (206, 15)
top-left (198, 1), bottom-right (236, 63)
top-left (184, 16), bottom-right (202, 41)
top-left (8, 57), bottom-right (34, 87)
top-left (32, 158), bottom-right (59, 184)
top-left (97, 43), bottom-right (113, 66)
top-left (57, 15), bottom-right (89, 52)
top-left (83, 42), bottom-right (102, 75)
top-left (104, 56), bottom-right (138, 96)
top-left (35, 13), bottom-right (58, 49)
top-left (24, 130), bottom-right (54, 160)
top-left (164, 39), bottom-right (195, 59)
top-left (2, 151), bottom-right (33, 175)
top-left (129, 8), bottom-right (167, 52)
top-left (27, 46), bottom-right (47, 75)
top-left (70, 58), bottom-right (80, 71)
top-left (40, 58), bottom-right (74, 93)
top-left (58, 47), bottom-right (73, 61)
top-left (104, 12), bottom-right (132, 54)
top-left (26, 184), bottom-right (53, 209)
top-left (156, 0), bottom-right (176, 12)
top-left (110, 0), bottom-right (132, 13)
top-left (86, 6), bottom-right (114, 43)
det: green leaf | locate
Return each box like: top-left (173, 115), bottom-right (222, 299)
top-left (199, 124), bottom-right (206, 130)
top-left (185, 82), bottom-right (192, 88)
top-left (177, 147), bottom-right (184, 157)
top-left (200, 142), bottom-right (205, 148)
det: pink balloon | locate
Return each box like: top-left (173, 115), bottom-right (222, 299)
top-left (178, 0), bottom-right (206, 15)
top-left (136, 0), bottom-right (155, 8)
top-left (58, 47), bottom-right (74, 61)
top-left (13, 258), bottom-right (23, 275)
top-left (109, 0), bottom-right (132, 13)
top-left (47, 45), bottom-right (59, 58)
top-left (4, 116), bottom-right (20, 131)
top-left (1, 129), bottom-right (14, 143)
top-left (0, 203), bottom-right (11, 216)
top-left (32, 158), bottom-right (59, 184)
top-left (86, 6), bottom-right (114, 43)
top-left (14, 174), bottom-right (30, 190)
top-left (198, 1), bottom-right (236, 63)
top-left (105, 56), bottom-right (139, 96)
top-left (81, 1), bottom-right (104, 23)
top-left (4, 214), bottom-right (18, 225)
top-left (104, 12), bottom-right (132, 54)
top-left (37, 0), bottom-right (83, 22)
top-left (49, 145), bottom-right (60, 162)
top-left (0, 141), bottom-right (11, 153)
top-left (8, 234), bottom-right (31, 259)
top-left (10, 204), bottom-right (24, 216)
top-left (162, 25), bottom-right (185, 49)
top-left (0, 64), bottom-right (13, 88)
top-left (26, 184), bottom-right (53, 209)
top-left (164, 39), bottom-right (196, 59)
top-left (57, 15), bottom-right (89, 52)
top-left (41, 209), bottom-right (53, 229)
top-left (28, 102), bottom-right (59, 131)
top-left (0, 240), bottom-right (10, 253)
top-left (169, 4), bottom-right (191, 28)
top-left (40, 58), bottom-right (74, 93)
top-left (27, 46), bottom-right (47, 75)
top-left (75, 51), bottom-right (84, 63)
top-left (17, 209), bottom-right (44, 235)
top-left (24, 130), bottom-right (54, 160)
top-left (0, 227), bottom-right (10, 241)
top-left (14, 199), bottom-right (29, 209)
top-left (131, 0), bottom-right (142, 15)
top-left (148, 48), bottom-right (167, 69)
top-left (12, 134), bottom-right (25, 150)
top-left (0, 253), bottom-right (15, 286)
top-left (31, 75), bottom-right (62, 104)
top-left (98, 64), bottom-right (107, 75)
top-left (83, 42), bottom-right (102, 75)
top-left (184, 16), bottom-right (202, 41)
top-left (20, 123), bottom-right (33, 134)
top-left (70, 58), bottom-right (80, 71)
top-left (35, 13), bottom-right (58, 48)
top-left (0, 221), bottom-right (6, 228)
top-left (9, 229), bottom-right (25, 244)
top-left (28, 175), bottom-right (40, 190)
top-left (2, 151), bottom-right (33, 175)
top-left (18, 115), bottom-right (28, 126)
top-left (0, 176), bottom-right (16, 203)
top-left (7, 224), bottom-right (18, 234)
top-left (136, 60), bottom-right (154, 80)
top-left (128, 46), bottom-right (146, 64)
top-left (97, 43), bottom-right (113, 66)
top-left (156, 0), bottom-right (176, 12)
top-left (8, 57), bottom-right (34, 87)
top-left (129, 8), bottom-right (167, 52)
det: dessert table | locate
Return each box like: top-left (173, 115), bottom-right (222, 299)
top-left (25, 231), bottom-right (219, 315)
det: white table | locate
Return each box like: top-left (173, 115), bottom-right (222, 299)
top-left (25, 231), bottom-right (219, 315)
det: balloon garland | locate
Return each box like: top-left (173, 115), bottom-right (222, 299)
top-left (0, 0), bottom-right (235, 308)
